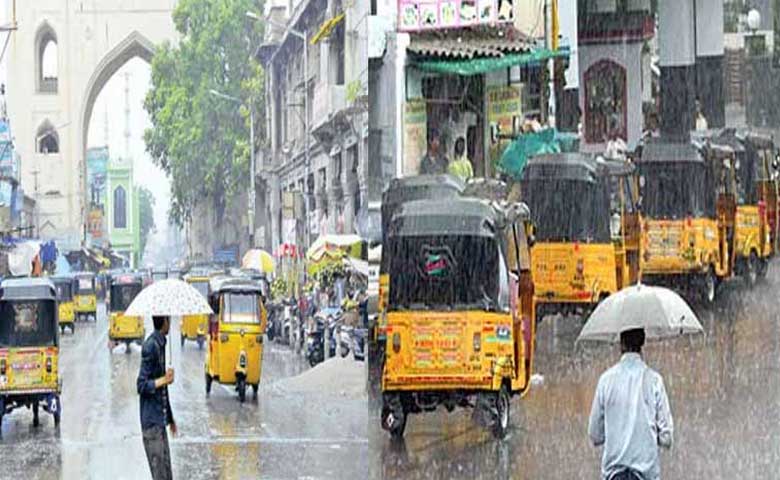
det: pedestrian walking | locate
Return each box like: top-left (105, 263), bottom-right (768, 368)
top-left (420, 129), bottom-right (449, 175)
top-left (137, 315), bottom-right (177, 480)
top-left (448, 137), bottom-right (474, 181)
top-left (588, 328), bottom-right (673, 480)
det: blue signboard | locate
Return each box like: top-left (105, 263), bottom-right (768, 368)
top-left (87, 146), bottom-right (109, 204)
top-left (213, 244), bottom-right (239, 265)
top-left (0, 120), bottom-right (18, 180)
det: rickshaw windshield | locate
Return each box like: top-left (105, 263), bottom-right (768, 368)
top-left (387, 235), bottom-right (501, 311)
top-left (640, 162), bottom-right (713, 219)
top-left (55, 283), bottom-right (72, 300)
top-left (223, 293), bottom-right (260, 324)
top-left (0, 300), bottom-right (58, 348)
top-left (190, 281), bottom-right (209, 299)
top-left (77, 278), bottom-right (95, 294)
top-left (110, 284), bottom-right (142, 312)
top-left (522, 179), bottom-right (610, 243)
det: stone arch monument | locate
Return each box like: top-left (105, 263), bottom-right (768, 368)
top-left (5, 1), bottom-right (176, 247)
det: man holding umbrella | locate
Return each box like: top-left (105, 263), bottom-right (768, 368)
top-left (137, 316), bottom-right (177, 480)
top-left (588, 327), bottom-right (674, 480)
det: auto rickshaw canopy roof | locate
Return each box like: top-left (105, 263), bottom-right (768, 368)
top-left (382, 174), bottom-right (465, 206)
top-left (523, 152), bottom-right (634, 183)
top-left (1, 278), bottom-right (57, 301)
top-left (110, 273), bottom-right (144, 286)
top-left (389, 197), bottom-right (514, 238)
top-left (639, 139), bottom-right (704, 165)
top-left (209, 276), bottom-right (264, 296)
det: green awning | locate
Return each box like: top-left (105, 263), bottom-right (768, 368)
top-left (412, 48), bottom-right (568, 76)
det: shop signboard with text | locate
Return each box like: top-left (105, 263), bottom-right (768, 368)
top-left (398, 0), bottom-right (514, 32)
top-left (487, 84), bottom-right (522, 166)
top-left (403, 99), bottom-right (428, 175)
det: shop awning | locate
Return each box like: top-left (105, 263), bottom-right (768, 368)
top-left (412, 48), bottom-right (568, 76)
top-left (310, 12), bottom-right (345, 45)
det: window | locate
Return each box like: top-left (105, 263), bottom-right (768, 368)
top-left (333, 24), bottom-right (345, 85)
top-left (584, 60), bottom-right (627, 143)
top-left (36, 120), bottom-right (59, 154)
top-left (114, 186), bottom-right (127, 229)
top-left (35, 22), bottom-right (58, 94)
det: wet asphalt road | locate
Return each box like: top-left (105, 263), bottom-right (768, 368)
top-left (0, 305), bottom-right (367, 479)
top-left (370, 266), bottom-right (780, 479)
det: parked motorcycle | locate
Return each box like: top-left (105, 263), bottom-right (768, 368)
top-left (305, 307), bottom-right (341, 367)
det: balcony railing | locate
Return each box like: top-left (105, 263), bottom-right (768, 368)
top-left (312, 82), bottom-right (346, 131)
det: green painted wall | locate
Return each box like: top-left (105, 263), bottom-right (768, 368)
top-left (105, 156), bottom-right (141, 267)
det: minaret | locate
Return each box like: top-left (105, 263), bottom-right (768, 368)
top-left (123, 71), bottom-right (131, 161)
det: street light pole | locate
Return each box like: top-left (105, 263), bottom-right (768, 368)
top-left (208, 89), bottom-right (255, 249)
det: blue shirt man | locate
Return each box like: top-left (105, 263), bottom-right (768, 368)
top-left (588, 328), bottom-right (674, 480)
top-left (137, 316), bottom-right (176, 480)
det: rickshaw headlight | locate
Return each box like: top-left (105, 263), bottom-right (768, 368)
top-left (45, 357), bottom-right (52, 373)
top-left (239, 353), bottom-right (247, 368)
top-left (220, 333), bottom-right (229, 343)
top-left (392, 333), bottom-right (401, 353)
top-left (473, 333), bottom-right (482, 352)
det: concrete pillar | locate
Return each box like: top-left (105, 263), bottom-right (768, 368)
top-left (695, 0), bottom-right (725, 128)
top-left (659, 0), bottom-right (696, 140)
top-left (268, 173), bottom-right (282, 252)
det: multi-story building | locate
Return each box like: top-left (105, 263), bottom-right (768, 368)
top-left (256, 0), bottom-right (369, 252)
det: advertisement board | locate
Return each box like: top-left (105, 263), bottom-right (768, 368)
top-left (397, 0), bottom-right (514, 32)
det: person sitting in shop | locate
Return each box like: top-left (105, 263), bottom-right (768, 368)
top-left (420, 129), bottom-right (449, 175)
top-left (448, 137), bottom-right (474, 181)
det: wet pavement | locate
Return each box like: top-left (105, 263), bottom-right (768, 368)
top-left (0, 305), bottom-right (368, 479)
top-left (370, 266), bottom-right (780, 479)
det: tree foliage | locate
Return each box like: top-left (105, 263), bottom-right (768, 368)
top-left (144, 0), bottom-right (265, 227)
top-left (138, 186), bottom-right (156, 258)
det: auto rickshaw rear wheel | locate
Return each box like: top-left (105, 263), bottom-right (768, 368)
top-left (746, 251), bottom-right (759, 287)
top-left (382, 395), bottom-right (407, 438)
top-left (180, 335), bottom-right (185, 348)
top-left (205, 374), bottom-right (212, 395)
top-left (237, 377), bottom-right (247, 403)
top-left (252, 384), bottom-right (259, 398)
top-left (197, 337), bottom-right (205, 350)
top-left (492, 385), bottom-right (510, 440)
top-left (32, 402), bottom-right (39, 427)
top-left (758, 257), bottom-right (770, 279)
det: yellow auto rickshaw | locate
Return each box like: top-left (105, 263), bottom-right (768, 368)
top-left (108, 273), bottom-right (145, 350)
top-left (205, 276), bottom-right (267, 403)
top-left (51, 276), bottom-right (76, 334)
top-left (0, 278), bottom-right (62, 430)
top-left (715, 130), bottom-right (779, 283)
top-left (73, 272), bottom-right (97, 322)
top-left (638, 139), bottom-right (738, 303)
top-left (380, 197), bottom-right (536, 439)
top-left (182, 274), bottom-right (210, 349)
top-left (520, 153), bottom-right (642, 319)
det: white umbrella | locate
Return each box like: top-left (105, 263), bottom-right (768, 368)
top-left (578, 283), bottom-right (704, 343)
top-left (125, 278), bottom-right (213, 317)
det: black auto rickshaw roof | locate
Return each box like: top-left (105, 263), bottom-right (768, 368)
top-left (74, 271), bottom-right (96, 278)
top-left (389, 198), bottom-right (512, 238)
top-left (638, 139), bottom-right (704, 165)
top-left (209, 276), bottom-right (264, 296)
top-left (695, 128), bottom-right (747, 154)
top-left (0, 278), bottom-right (57, 301)
top-left (110, 272), bottom-right (144, 286)
top-left (523, 152), bottom-right (633, 182)
top-left (382, 174), bottom-right (465, 205)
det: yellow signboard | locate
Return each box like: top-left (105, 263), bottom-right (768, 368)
top-left (403, 99), bottom-right (428, 175)
top-left (487, 85), bottom-right (522, 166)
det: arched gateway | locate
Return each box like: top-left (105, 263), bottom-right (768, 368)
top-left (5, 1), bottom-right (176, 247)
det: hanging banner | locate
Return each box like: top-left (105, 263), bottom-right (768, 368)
top-left (487, 84), bottom-right (522, 165)
top-left (398, 0), bottom-right (514, 32)
top-left (403, 99), bottom-right (428, 175)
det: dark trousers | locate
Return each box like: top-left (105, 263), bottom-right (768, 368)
top-left (610, 470), bottom-right (643, 480)
top-left (142, 425), bottom-right (172, 480)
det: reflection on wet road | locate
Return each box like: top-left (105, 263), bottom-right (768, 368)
top-left (0, 305), bottom-right (367, 479)
top-left (370, 268), bottom-right (780, 479)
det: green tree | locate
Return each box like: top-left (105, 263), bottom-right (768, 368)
top-left (138, 186), bottom-right (156, 258)
top-left (144, 0), bottom-right (265, 227)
